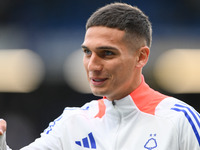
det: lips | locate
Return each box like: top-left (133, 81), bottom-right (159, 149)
top-left (90, 78), bottom-right (108, 86)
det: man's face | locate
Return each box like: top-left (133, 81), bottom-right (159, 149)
top-left (82, 26), bottom-right (141, 101)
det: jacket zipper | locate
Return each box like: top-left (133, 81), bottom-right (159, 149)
top-left (112, 101), bottom-right (122, 150)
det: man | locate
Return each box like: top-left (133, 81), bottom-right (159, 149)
top-left (0, 2), bottom-right (200, 150)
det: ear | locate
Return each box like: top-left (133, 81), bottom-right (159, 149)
top-left (136, 46), bottom-right (150, 68)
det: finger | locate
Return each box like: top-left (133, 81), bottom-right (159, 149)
top-left (0, 119), bottom-right (7, 135)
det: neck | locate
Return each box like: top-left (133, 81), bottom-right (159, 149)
top-left (106, 74), bottom-right (143, 101)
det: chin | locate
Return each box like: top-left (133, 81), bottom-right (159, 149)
top-left (91, 89), bottom-right (106, 97)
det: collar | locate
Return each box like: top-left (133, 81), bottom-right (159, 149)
top-left (129, 75), bottom-right (168, 115)
top-left (95, 75), bottom-right (168, 118)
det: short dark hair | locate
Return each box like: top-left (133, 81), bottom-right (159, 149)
top-left (86, 3), bottom-right (152, 48)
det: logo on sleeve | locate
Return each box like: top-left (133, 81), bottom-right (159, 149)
top-left (144, 134), bottom-right (157, 150)
top-left (75, 132), bottom-right (96, 149)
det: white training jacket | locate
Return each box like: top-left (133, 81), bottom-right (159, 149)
top-left (1, 76), bottom-right (200, 150)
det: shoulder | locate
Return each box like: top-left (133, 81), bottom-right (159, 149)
top-left (156, 97), bottom-right (200, 147)
top-left (155, 97), bottom-right (199, 123)
top-left (43, 100), bottom-right (100, 135)
top-left (155, 96), bottom-right (200, 131)
top-left (155, 97), bottom-right (198, 119)
top-left (61, 100), bottom-right (100, 119)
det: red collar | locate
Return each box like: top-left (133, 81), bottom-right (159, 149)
top-left (130, 75), bottom-right (168, 115)
top-left (95, 75), bottom-right (169, 118)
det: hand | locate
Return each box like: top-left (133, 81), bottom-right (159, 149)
top-left (0, 119), bottom-right (7, 135)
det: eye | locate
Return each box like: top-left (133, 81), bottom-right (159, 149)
top-left (83, 49), bottom-right (92, 56)
top-left (104, 50), bottom-right (114, 56)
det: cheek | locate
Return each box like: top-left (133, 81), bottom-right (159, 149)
top-left (83, 59), bottom-right (90, 80)
top-left (110, 62), bottom-right (128, 81)
top-left (115, 60), bottom-right (135, 80)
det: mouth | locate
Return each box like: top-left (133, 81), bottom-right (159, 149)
top-left (90, 78), bottom-right (108, 86)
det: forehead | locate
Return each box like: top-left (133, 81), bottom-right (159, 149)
top-left (82, 26), bottom-right (126, 48)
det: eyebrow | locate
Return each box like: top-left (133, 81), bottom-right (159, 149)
top-left (81, 45), bottom-right (88, 49)
top-left (81, 45), bottom-right (118, 51)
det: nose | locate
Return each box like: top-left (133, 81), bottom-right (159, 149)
top-left (87, 54), bottom-right (103, 72)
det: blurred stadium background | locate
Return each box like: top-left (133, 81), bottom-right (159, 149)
top-left (0, 0), bottom-right (200, 149)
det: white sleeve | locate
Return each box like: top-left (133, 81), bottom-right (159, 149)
top-left (21, 113), bottom-right (69, 150)
top-left (172, 104), bottom-right (200, 149)
top-left (1, 107), bottom-right (82, 150)
top-left (0, 123), bottom-right (62, 150)
top-left (0, 132), bottom-right (12, 150)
